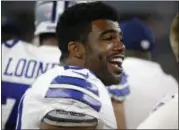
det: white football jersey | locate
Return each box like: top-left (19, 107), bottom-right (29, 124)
top-left (137, 94), bottom-right (178, 129)
top-left (16, 66), bottom-right (117, 129)
top-left (122, 57), bottom-right (178, 129)
top-left (2, 39), bottom-right (61, 129)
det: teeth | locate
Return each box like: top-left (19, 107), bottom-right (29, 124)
top-left (112, 58), bottom-right (123, 63)
top-left (113, 64), bottom-right (118, 67)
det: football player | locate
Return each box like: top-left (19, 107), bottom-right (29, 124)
top-left (137, 13), bottom-right (178, 129)
top-left (1, 1), bottom-right (67, 129)
top-left (16, 2), bottom-right (126, 129)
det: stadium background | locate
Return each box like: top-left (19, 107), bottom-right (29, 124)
top-left (1, 1), bottom-right (178, 81)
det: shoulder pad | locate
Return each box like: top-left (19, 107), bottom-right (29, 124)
top-left (43, 109), bottom-right (98, 128)
top-left (45, 75), bottom-right (101, 112)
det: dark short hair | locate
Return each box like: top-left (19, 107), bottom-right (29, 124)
top-left (56, 2), bottom-right (120, 61)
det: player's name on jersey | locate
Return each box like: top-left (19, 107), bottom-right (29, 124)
top-left (3, 57), bottom-right (59, 79)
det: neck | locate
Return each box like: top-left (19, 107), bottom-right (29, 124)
top-left (41, 38), bottom-right (58, 46)
top-left (2, 36), bottom-right (17, 42)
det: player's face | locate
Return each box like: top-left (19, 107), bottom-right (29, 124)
top-left (84, 20), bottom-right (125, 86)
top-left (170, 14), bottom-right (179, 62)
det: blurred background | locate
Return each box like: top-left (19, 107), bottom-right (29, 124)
top-left (1, 1), bottom-right (178, 81)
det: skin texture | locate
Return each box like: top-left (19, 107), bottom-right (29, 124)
top-left (41, 37), bottom-right (58, 46)
top-left (32, 34), bottom-right (59, 47)
top-left (170, 13), bottom-right (179, 62)
top-left (112, 100), bottom-right (127, 129)
top-left (41, 19), bottom-right (125, 129)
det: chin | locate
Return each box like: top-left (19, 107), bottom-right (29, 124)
top-left (101, 74), bottom-right (121, 86)
top-left (104, 80), bottom-right (120, 86)
top-left (111, 76), bottom-right (121, 85)
top-left (111, 73), bottom-right (123, 85)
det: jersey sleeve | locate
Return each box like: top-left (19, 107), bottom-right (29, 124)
top-left (137, 95), bottom-right (178, 129)
top-left (151, 94), bottom-right (178, 113)
top-left (40, 74), bottom-right (101, 128)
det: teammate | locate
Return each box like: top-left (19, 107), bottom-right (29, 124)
top-left (170, 13), bottom-right (178, 62)
top-left (137, 13), bottom-right (178, 129)
top-left (16, 2), bottom-right (126, 129)
top-left (119, 18), bottom-right (178, 129)
top-left (1, 1), bottom-right (67, 129)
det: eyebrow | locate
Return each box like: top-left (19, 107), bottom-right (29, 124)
top-left (99, 29), bottom-right (122, 37)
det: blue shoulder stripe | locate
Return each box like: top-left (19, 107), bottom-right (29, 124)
top-left (45, 88), bottom-right (101, 112)
top-left (108, 86), bottom-right (130, 97)
top-left (3, 39), bottom-right (19, 48)
top-left (64, 65), bottom-right (85, 70)
top-left (51, 76), bottom-right (99, 96)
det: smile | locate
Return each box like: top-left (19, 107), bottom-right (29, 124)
top-left (108, 54), bottom-right (124, 75)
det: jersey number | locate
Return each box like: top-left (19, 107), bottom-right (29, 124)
top-left (1, 81), bottom-right (29, 129)
top-left (2, 98), bottom-right (16, 129)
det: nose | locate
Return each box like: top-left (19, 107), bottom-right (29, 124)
top-left (113, 40), bottom-right (125, 53)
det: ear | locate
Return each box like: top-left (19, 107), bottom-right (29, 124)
top-left (68, 41), bottom-right (85, 59)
